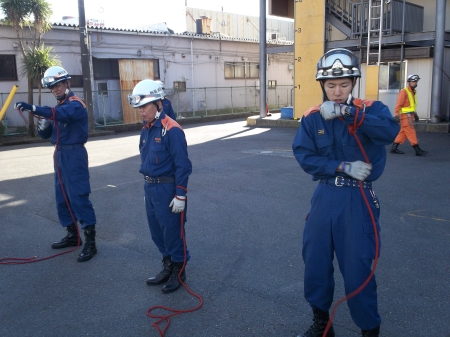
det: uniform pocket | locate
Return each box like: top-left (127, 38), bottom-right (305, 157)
top-left (150, 143), bottom-right (168, 164)
top-left (70, 173), bottom-right (91, 195)
top-left (315, 137), bottom-right (333, 157)
top-left (361, 220), bottom-right (381, 259)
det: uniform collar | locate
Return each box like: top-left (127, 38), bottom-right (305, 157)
top-left (144, 112), bottom-right (166, 129)
top-left (57, 91), bottom-right (74, 105)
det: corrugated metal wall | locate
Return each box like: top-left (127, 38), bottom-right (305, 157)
top-left (186, 7), bottom-right (294, 41)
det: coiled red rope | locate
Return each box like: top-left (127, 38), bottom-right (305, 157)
top-left (322, 107), bottom-right (379, 336)
top-left (0, 108), bottom-right (81, 265)
top-left (146, 211), bottom-right (203, 337)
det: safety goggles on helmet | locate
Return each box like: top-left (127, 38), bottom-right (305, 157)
top-left (316, 48), bottom-right (361, 80)
top-left (127, 94), bottom-right (154, 106)
top-left (42, 76), bottom-right (65, 88)
top-left (407, 74), bottom-right (420, 82)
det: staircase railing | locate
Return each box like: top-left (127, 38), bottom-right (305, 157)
top-left (326, 0), bottom-right (424, 40)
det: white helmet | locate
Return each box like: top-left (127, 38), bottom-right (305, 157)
top-left (316, 48), bottom-right (361, 81)
top-left (154, 80), bottom-right (165, 89)
top-left (41, 66), bottom-right (71, 88)
top-left (407, 74), bottom-right (420, 82)
top-left (128, 80), bottom-right (165, 112)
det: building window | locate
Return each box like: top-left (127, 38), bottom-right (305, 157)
top-left (69, 75), bottom-right (83, 88)
top-left (225, 62), bottom-right (259, 79)
top-left (153, 61), bottom-right (160, 80)
top-left (268, 80), bottom-right (277, 89)
top-left (93, 58), bottom-right (120, 79)
top-left (0, 55), bottom-right (18, 81)
top-left (173, 81), bottom-right (186, 92)
top-left (98, 82), bottom-right (108, 96)
top-left (379, 61), bottom-right (406, 90)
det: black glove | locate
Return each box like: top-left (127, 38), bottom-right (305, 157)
top-left (394, 115), bottom-right (400, 123)
top-left (14, 102), bottom-right (35, 112)
top-left (414, 113), bottom-right (419, 122)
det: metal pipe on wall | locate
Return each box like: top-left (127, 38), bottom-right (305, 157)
top-left (259, 0), bottom-right (267, 118)
top-left (430, 0), bottom-right (446, 123)
top-left (191, 39), bottom-right (196, 116)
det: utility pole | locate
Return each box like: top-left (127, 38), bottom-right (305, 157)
top-left (78, 0), bottom-right (95, 131)
top-left (259, 0), bottom-right (267, 118)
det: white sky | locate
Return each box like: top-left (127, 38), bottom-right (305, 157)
top-left (47, 0), bottom-right (264, 33)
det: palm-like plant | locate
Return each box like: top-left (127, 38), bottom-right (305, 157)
top-left (20, 44), bottom-right (60, 105)
top-left (0, 0), bottom-right (53, 136)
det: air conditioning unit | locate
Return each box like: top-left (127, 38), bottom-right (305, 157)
top-left (271, 33), bottom-right (280, 40)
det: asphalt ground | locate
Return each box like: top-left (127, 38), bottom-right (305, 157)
top-left (1, 118), bottom-right (449, 337)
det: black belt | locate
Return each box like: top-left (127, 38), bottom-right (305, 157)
top-left (144, 176), bottom-right (174, 184)
top-left (321, 177), bottom-right (372, 189)
top-left (55, 144), bottom-right (85, 150)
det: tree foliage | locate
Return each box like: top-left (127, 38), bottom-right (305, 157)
top-left (20, 44), bottom-right (60, 105)
top-left (0, 0), bottom-right (54, 136)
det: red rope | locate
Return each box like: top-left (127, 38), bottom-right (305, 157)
top-left (0, 108), bottom-right (81, 265)
top-left (323, 108), bottom-right (379, 336)
top-left (146, 211), bottom-right (203, 337)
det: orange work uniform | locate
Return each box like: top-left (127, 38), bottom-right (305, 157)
top-left (393, 86), bottom-right (418, 146)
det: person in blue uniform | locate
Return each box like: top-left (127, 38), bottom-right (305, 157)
top-left (292, 49), bottom-right (400, 337)
top-left (15, 66), bottom-right (98, 262)
top-left (128, 79), bottom-right (192, 294)
top-left (155, 80), bottom-right (177, 121)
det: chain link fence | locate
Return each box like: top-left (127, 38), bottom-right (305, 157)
top-left (1, 85), bottom-right (293, 135)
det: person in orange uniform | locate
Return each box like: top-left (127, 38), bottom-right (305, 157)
top-left (390, 74), bottom-right (428, 156)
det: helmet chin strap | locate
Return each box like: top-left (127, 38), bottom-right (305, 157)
top-left (56, 88), bottom-right (70, 101)
top-left (148, 102), bottom-right (162, 124)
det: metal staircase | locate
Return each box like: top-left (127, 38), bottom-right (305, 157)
top-left (325, 0), bottom-right (423, 40)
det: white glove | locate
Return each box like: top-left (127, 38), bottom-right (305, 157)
top-left (169, 196), bottom-right (186, 213)
top-left (320, 101), bottom-right (344, 121)
top-left (37, 119), bottom-right (50, 131)
top-left (341, 161), bottom-right (372, 181)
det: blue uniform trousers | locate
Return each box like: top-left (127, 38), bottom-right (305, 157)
top-left (303, 181), bottom-right (381, 330)
top-left (54, 147), bottom-right (96, 229)
top-left (144, 182), bottom-right (190, 263)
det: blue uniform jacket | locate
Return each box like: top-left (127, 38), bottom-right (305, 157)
top-left (139, 112), bottom-right (192, 197)
top-left (163, 98), bottom-right (176, 120)
top-left (293, 98), bottom-right (400, 182)
top-left (36, 92), bottom-right (88, 145)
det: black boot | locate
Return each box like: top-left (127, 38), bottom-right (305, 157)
top-left (413, 144), bottom-right (428, 156)
top-left (161, 262), bottom-right (186, 294)
top-left (77, 225), bottom-right (97, 262)
top-left (362, 326), bottom-right (380, 337)
top-left (51, 224), bottom-right (82, 249)
top-left (146, 256), bottom-right (173, 285)
top-left (298, 308), bottom-right (335, 337)
top-left (390, 142), bottom-right (404, 154)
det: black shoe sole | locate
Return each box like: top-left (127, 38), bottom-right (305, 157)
top-left (77, 249), bottom-right (97, 262)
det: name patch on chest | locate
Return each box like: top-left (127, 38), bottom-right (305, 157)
top-left (317, 129), bottom-right (325, 135)
top-left (154, 137), bottom-right (161, 143)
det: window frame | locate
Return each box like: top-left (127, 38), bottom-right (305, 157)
top-left (378, 61), bottom-right (406, 91)
top-left (0, 55), bottom-right (18, 81)
top-left (224, 62), bottom-right (260, 79)
top-left (268, 80), bottom-right (277, 89)
top-left (173, 81), bottom-right (186, 92)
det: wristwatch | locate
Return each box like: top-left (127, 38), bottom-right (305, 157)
top-left (342, 106), bottom-right (353, 119)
